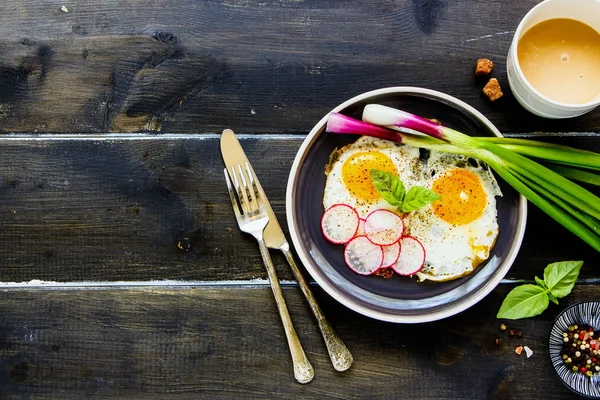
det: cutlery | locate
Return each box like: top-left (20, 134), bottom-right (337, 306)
top-left (221, 129), bottom-right (353, 372)
top-left (224, 161), bottom-right (314, 384)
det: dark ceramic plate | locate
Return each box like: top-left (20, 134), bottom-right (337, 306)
top-left (286, 87), bottom-right (527, 323)
top-left (549, 301), bottom-right (600, 398)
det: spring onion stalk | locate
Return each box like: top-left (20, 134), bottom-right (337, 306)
top-left (486, 157), bottom-right (600, 251)
top-left (363, 104), bottom-right (600, 171)
top-left (327, 113), bottom-right (471, 156)
top-left (326, 107), bottom-right (600, 252)
top-left (544, 164), bottom-right (600, 186)
top-left (505, 160), bottom-right (600, 220)
top-left (491, 144), bottom-right (600, 170)
top-left (511, 168), bottom-right (600, 236)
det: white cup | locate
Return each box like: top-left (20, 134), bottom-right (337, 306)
top-left (506, 0), bottom-right (600, 118)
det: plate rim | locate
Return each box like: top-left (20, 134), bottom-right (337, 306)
top-left (285, 86), bottom-right (528, 323)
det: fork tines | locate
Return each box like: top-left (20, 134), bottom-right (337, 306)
top-left (225, 162), bottom-right (261, 216)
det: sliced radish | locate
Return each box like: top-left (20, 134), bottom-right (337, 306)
top-left (392, 236), bottom-right (426, 276)
top-left (321, 204), bottom-right (360, 244)
top-left (381, 241), bottom-right (401, 268)
top-left (356, 218), bottom-right (366, 236)
top-left (344, 236), bottom-right (383, 275)
top-left (364, 209), bottom-right (404, 246)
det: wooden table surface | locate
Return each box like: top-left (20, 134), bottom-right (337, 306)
top-left (0, 1), bottom-right (598, 398)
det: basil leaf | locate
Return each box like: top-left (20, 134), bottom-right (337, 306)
top-left (496, 284), bottom-right (549, 320)
top-left (548, 291), bottom-right (559, 305)
top-left (534, 276), bottom-right (547, 289)
top-left (370, 169), bottom-right (405, 207)
top-left (543, 261), bottom-right (583, 298)
top-left (400, 186), bottom-right (441, 212)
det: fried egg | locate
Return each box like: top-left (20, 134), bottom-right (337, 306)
top-left (323, 137), bottom-right (502, 282)
top-left (323, 136), bottom-right (420, 216)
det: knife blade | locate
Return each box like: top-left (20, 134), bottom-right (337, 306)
top-left (220, 129), bottom-right (353, 372)
top-left (220, 129), bottom-right (286, 250)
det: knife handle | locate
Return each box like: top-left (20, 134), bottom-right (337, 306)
top-left (258, 240), bottom-right (314, 384)
top-left (281, 246), bottom-right (354, 372)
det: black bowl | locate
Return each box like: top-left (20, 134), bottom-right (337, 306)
top-left (549, 301), bottom-right (600, 398)
top-left (286, 87), bottom-right (527, 323)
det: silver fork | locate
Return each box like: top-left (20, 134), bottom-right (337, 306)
top-left (224, 162), bottom-right (315, 384)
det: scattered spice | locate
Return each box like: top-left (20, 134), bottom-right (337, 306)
top-left (374, 268), bottom-right (394, 279)
top-left (508, 329), bottom-right (516, 337)
top-left (495, 338), bottom-right (503, 346)
top-left (515, 345), bottom-right (523, 355)
top-left (499, 323), bottom-right (507, 331)
top-left (524, 346), bottom-right (533, 358)
top-left (561, 324), bottom-right (599, 377)
top-left (475, 58), bottom-right (494, 76)
top-left (517, 330), bottom-right (524, 338)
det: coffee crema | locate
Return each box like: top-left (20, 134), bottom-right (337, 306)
top-left (517, 18), bottom-right (600, 105)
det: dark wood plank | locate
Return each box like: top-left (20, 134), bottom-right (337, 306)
top-left (0, 135), bottom-right (598, 283)
top-left (0, 0), bottom-right (599, 134)
top-left (0, 284), bottom-right (594, 399)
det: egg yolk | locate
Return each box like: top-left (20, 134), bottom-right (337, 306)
top-left (432, 168), bottom-right (487, 225)
top-left (341, 151), bottom-right (397, 202)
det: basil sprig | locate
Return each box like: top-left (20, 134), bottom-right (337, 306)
top-left (497, 261), bottom-right (583, 320)
top-left (370, 169), bottom-right (440, 212)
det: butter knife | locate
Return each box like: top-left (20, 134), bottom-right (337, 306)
top-left (221, 129), bottom-right (353, 372)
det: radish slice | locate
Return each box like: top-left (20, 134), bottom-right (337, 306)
top-left (392, 236), bottom-right (426, 276)
top-left (381, 241), bottom-right (401, 268)
top-left (364, 209), bottom-right (404, 246)
top-left (321, 204), bottom-right (360, 244)
top-left (344, 236), bottom-right (383, 275)
top-left (356, 218), bottom-right (366, 236)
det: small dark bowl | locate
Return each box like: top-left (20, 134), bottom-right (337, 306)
top-left (549, 301), bottom-right (600, 398)
top-left (286, 87), bottom-right (527, 323)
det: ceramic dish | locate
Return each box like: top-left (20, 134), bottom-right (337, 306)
top-left (285, 87), bottom-right (527, 323)
top-left (549, 301), bottom-right (600, 398)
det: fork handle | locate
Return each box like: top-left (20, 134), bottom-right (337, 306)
top-left (281, 247), bottom-right (354, 372)
top-left (258, 240), bottom-right (314, 384)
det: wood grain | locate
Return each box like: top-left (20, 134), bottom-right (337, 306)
top-left (0, 284), bottom-right (594, 399)
top-left (0, 135), bottom-right (598, 283)
top-left (0, 0), bottom-right (599, 134)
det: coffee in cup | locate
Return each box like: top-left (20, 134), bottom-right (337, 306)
top-left (507, 0), bottom-right (600, 118)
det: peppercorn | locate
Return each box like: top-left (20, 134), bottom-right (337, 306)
top-left (508, 329), bottom-right (515, 337)
top-left (499, 323), bottom-right (507, 331)
top-left (495, 338), bottom-right (503, 346)
top-left (517, 330), bottom-right (523, 338)
top-left (561, 323), bottom-right (600, 378)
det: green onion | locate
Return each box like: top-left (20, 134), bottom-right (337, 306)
top-left (326, 106), bottom-right (600, 252)
top-left (544, 164), bottom-right (600, 186)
